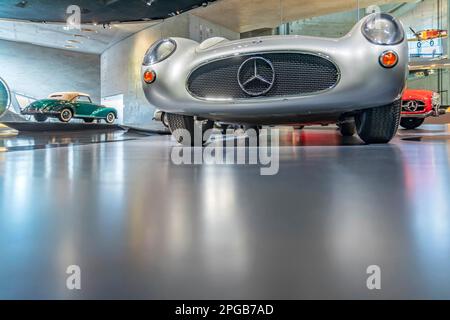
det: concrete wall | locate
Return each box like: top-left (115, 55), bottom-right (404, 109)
top-left (101, 15), bottom-right (190, 127)
top-left (189, 14), bottom-right (240, 42)
top-left (0, 40), bottom-right (100, 103)
top-left (283, 10), bottom-right (360, 38)
top-left (101, 13), bottom-right (239, 127)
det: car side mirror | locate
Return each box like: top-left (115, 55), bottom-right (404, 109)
top-left (0, 77), bottom-right (11, 118)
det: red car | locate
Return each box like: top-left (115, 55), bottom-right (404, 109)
top-left (401, 89), bottom-right (444, 129)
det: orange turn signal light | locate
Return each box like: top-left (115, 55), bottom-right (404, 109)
top-left (143, 70), bottom-right (156, 84)
top-left (379, 51), bottom-right (398, 68)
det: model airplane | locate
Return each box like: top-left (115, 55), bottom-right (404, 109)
top-left (409, 27), bottom-right (448, 48)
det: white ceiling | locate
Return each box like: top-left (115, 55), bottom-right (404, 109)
top-left (0, 19), bottom-right (160, 54)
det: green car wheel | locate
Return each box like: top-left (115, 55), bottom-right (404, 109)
top-left (59, 108), bottom-right (73, 123)
top-left (0, 77), bottom-right (10, 118)
top-left (105, 112), bottom-right (116, 124)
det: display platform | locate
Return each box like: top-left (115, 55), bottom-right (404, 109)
top-left (0, 121), bottom-right (125, 132)
top-left (0, 128), bottom-right (152, 153)
top-left (1, 126), bottom-right (450, 299)
top-left (124, 125), bottom-right (171, 136)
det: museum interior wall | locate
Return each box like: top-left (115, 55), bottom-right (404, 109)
top-left (100, 13), bottom-right (239, 127)
top-left (0, 39), bottom-right (101, 103)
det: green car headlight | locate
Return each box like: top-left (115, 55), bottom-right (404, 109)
top-left (143, 38), bottom-right (177, 66)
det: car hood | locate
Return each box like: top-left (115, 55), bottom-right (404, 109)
top-left (196, 33), bottom-right (340, 53)
top-left (26, 99), bottom-right (66, 109)
top-left (402, 89), bottom-right (433, 101)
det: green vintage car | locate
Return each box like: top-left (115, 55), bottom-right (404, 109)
top-left (21, 92), bottom-right (117, 124)
top-left (0, 77), bottom-right (10, 118)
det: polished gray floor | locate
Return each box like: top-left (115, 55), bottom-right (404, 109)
top-left (1, 125), bottom-right (450, 299)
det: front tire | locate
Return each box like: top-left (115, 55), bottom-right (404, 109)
top-left (167, 113), bottom-right (214, 146)
top-left (105, 112), bottom-right (116, 124)
top-left (161, 113), bottom-right (169, 128)
top-left (34, 114), bottom-right (48, 122)
top-left (400, 118), bottom-right (424, 130)
top-left (58, 108), bottom-right (73, 123)
top-left (355, 101), bottom-right (401, 144)
top-left (338, 120), bottom-right (356, 137)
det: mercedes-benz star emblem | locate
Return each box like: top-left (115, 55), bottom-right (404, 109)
top-left (237, 57), bottom-right (275, 97)
top-left (405, 100), bottom-right (419, 112)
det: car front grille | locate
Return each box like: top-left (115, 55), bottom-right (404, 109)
top-left (401, 100), bottom-right (426, 112)
top-left (187, 53), bottom-right (340, 100)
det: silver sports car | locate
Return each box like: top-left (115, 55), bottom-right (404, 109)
top-left (142, 13), bottom-right (408, 145)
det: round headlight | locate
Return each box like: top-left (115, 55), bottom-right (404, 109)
top-left (143, 39), bottom-right (177, 66)
top-left (362, 13), bottom-right (404, 45)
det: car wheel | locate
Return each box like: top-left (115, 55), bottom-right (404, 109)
top-left (58, 108), bottom-right (73, 123)
top-left (400, 118), bottom-right (425, 130)
top-left (355, 101), bottom-right (401, 144)
top-left (105, 112), bottom-right (116, 124)
top-left (84, 118), bottom-right (95, 123)
top-left (338, 120), bottom-right (356, 136)
top-left (34, 114), bottom-right (48, 122)
top-left (161, 113), bottom-right (169, 128)
top-left (167, 113), bottom-right (214, 146)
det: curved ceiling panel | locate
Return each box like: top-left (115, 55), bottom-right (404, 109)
top-left (0, 0), bottom-right (214, 24)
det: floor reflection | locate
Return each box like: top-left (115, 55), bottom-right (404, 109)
top-left (0, 130), bottom-right (143, 152)
top-left (0, 126), bottom-right (450, 298)
top-left (401, 141), bottom-right (450, 297)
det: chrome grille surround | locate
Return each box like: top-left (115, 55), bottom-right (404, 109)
top-left (186, 51), bottom-right (341, 101)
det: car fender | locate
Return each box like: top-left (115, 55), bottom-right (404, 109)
top-left (51, 102), bottom-right (74, 113)
top-left (91, 107), bottom-right (117, 118)
top-left (402, 89), bottom-right (432, 103)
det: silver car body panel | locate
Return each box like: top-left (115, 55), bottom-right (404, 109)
top-left (142, 15), bottom-right (408, 125)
